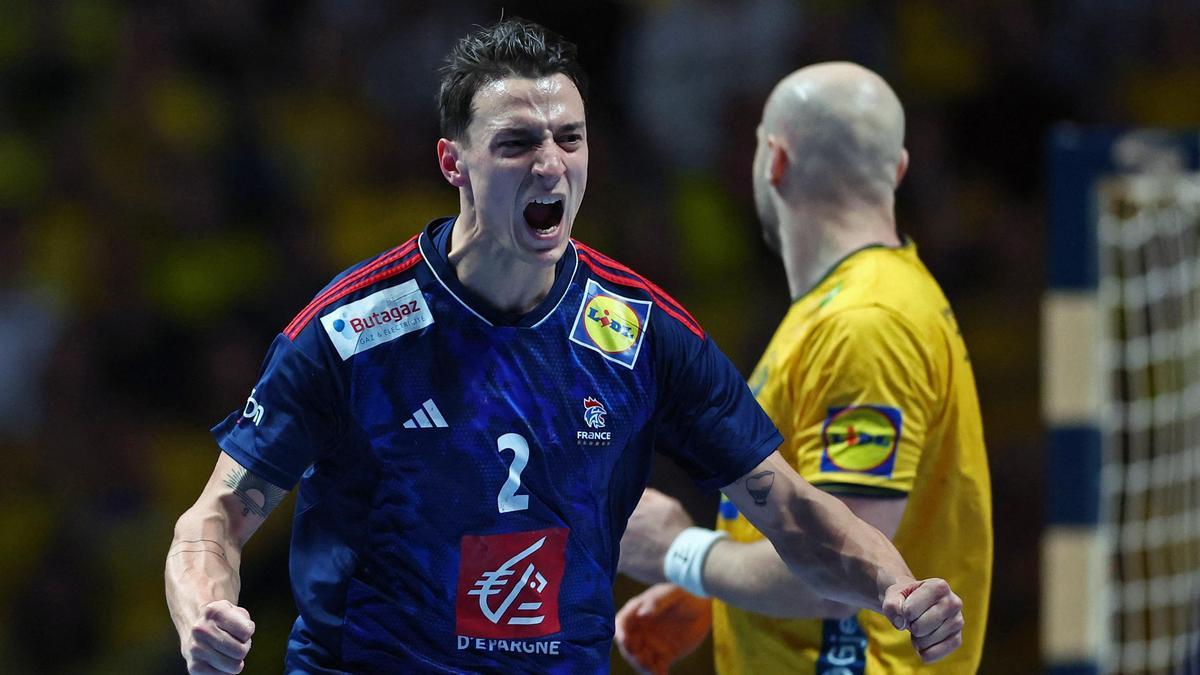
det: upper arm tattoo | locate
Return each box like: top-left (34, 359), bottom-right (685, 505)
top-left (746, 470), bottom-right (776, 505)
top-left (223, 466), bottom-right (288, 519)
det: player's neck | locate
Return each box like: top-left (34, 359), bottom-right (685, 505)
top-left (447, 215), bottom-right (556, 315)
top-left (780, 205), bottom-right (900, 300)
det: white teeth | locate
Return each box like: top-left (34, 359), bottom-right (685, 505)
top-left (531, 196), bottom-right (562, 205)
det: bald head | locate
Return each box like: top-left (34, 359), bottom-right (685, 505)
top-left (761, 62), bottom-right (906, 206)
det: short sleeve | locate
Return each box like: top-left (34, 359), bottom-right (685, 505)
top-left (789, 306), bottom-right (936, 495)
top-left (211, 333), bottom-right (344, 490)
top-left (651, 323), bottom-right (782, 491)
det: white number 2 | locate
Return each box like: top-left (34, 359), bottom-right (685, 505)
top-left (496, 433), bottom-right (531, 513)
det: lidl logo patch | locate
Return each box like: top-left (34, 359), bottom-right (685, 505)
top-left (569, 279), bottom-right (652, 369)
top-left (585, 295), bottom-right (641, 353)
top-left (820, 405), bottom-right (902, 477)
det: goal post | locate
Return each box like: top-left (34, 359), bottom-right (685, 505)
top-left (1042, 126), bottom-right (1200, 675)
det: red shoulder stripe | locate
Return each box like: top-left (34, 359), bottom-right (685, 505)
top-left (284, 248), bottom-right (423, 340)
top-left (283, 236), bottom-right (420, 338)
top-left (284, 251), bottom-right (424, 340)
top-left (577, 250), bottom-right (704, 340)
top-left (573, 242), bottom-right (702, 331)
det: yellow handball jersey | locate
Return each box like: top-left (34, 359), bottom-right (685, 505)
top-left (713, 240), bottom-right (992, 675)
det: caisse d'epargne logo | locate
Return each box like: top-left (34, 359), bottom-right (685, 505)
top-left (455, 528), bottom-right (568, 639)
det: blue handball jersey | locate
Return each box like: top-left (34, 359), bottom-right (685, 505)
top-left (213, 218), bottom-right (781, 673)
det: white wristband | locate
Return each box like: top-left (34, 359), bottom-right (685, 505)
top-left (662, 527), bottom-right (728, 597)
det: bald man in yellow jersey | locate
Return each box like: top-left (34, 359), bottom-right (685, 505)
top-left (615, 62), bottom-right (991, 674)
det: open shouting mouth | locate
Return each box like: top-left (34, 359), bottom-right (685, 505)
top-left (524, 196), bottom-right (564, 233)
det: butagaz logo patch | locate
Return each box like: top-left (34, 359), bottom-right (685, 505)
top-left (820, 405), bottom-right (903, 477)
top-left (569, 279), bottom-right (652, 369)
top-left (320, 279), bottom-right (433, 360)
top-left (455, 528), bottom-right (567, 640)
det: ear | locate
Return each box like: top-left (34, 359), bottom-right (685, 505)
top-left (437, 138), bottom-right (467, 188)
top-left (895, 148), bottom-right (909, 188)
top-left (767, 136), bottom-right (788, 187)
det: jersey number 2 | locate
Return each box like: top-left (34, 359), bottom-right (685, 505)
top-left (497, 433), bottom-right (530, 513)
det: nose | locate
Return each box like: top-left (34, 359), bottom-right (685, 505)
top-left (532, 144), bottom-right (566, 180)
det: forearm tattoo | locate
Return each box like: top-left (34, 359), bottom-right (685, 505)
top-left (746, 470), bottom-right (776, 505)
top-left (167, 539), bottom-right (228, 560)
top-left (223, 467), bottom-right (288, 519)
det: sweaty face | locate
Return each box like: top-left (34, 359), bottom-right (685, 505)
top-left (457, 74), bottom-right (588, 267)
top-left (752, 126), bottom-right (782, 257)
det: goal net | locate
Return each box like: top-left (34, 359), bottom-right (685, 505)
top-left (1097, 170), bottom-right (1200, 674)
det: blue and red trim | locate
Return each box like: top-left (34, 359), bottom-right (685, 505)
top-left (284, 234), bottom-right (423, 340)
top-left (573, 242), bottom-right (704, 340)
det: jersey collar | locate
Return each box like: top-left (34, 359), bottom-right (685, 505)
top-left (419, 217), bottom-right (579, 328)
top-left (791, 235), bottom-right (914, 304)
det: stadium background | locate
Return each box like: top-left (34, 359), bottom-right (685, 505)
top-left (0, 1), bottom-right (1195, 672)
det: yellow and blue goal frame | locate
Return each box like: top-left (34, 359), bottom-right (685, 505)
top-left (1041, 126), bottom-right (1200, 675)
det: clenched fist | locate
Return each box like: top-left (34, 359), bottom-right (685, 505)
top-left (881, 577), bottom-right (964, 663)
top-left (180, 600), bottom-right (255, 674)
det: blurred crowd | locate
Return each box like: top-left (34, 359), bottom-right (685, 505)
top-left (1, 1), bottom-right (1197, 672)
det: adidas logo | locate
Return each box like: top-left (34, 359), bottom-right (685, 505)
top-left (402, 399), bottom-right (448, 429)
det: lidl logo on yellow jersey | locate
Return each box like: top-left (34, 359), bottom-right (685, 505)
top-left (820, 405), bottom-right (902, 477)
top-left (570, 279), bottom-right (652, 369)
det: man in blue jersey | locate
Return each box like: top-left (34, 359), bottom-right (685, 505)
top-left (165, 19), bottom-right (964, 674)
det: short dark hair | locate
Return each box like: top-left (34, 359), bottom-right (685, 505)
top-left (438, 19), bottom-right (588, 142)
